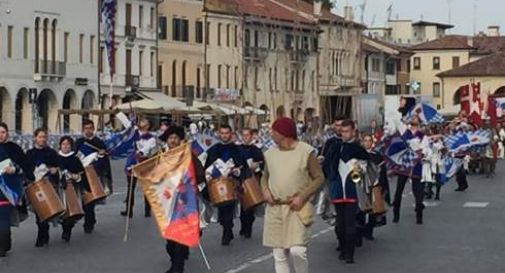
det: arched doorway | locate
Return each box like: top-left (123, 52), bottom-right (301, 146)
top-left (62, 89), bottom-right (78, 133)
top-left (15, 88), bottom-right (31, 133)
top-left (453, 88), bottom-right (462, 105)
top-left (37, 89), bottom-right (57, 131)
top-left (276, 105), bottom-right (286, 118)
top-left (82, 90), bottom-right (96, 121)
top-left (495, 86), bottom-right (505, 96)
top-left (0, 88), bottom-right (13, 130)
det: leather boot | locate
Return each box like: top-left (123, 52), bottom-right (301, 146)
top-left (416, 210), bottom-right (423, 225)
top-left (393, 207), bottom-right (400, 223)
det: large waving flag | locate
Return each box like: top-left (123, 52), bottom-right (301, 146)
top-left (190, 128), bottom-right (219, 157)
top-left (444, 130), bottom-right (491, 153)
top-left (101, 0), bottom-right (117, 77)
top-left (383, 135), bottom-right (422, 175)
top-left (133, 143), bottom-right (200, 247)
top-left (405, 103), bottom-right (444, 125)
top-left (104, 126), bottom-right (137, 159)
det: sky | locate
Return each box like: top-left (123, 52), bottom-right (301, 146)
top-left (333, 0), bottom-right (505, 35)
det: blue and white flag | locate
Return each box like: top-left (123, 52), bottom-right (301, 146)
top-left (101, 0), bottom-right (116, 77)
top-left (0, 174), bottom-right (22, 206)
top-left (405, 103), bottom-right (444, 125)
top-left (444, 130), bottom-right (491, 153)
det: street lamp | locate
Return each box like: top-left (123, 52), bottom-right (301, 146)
top-left (28, 88), bottom-right (38, 130)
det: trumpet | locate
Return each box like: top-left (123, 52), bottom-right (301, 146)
top-left (351, 163), bottom-right (363, 184)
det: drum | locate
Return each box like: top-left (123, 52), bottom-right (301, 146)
top-left (63, 183), bottom-right (84, 221)
top-left (82, 166), bottom-right (107, 205)
top-left (241, 177), bottom-right (265, 210)
top-left (371, 186), bottom-right (387, 214)
top-left (208, 178), bottom-right (236, 206)
top-left (26, 179), bottom-right (65, 222)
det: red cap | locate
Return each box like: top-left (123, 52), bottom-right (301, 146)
top-left (272, 117), bottom-right (297, 139)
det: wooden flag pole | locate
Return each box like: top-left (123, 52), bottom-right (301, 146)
top-left (123, 174), bottom-right (135, 242)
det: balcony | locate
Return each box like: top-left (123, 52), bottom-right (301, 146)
top-left (34, 60), bottom-right (66, 81)
top-left (125, 75), bottom-right (140, 88)
top-left (125, 25), bottom-right (137, 41)
top-left (244, 47), bottom-right (268, 62)
top-left (289, 49), bottom-right (309, 64)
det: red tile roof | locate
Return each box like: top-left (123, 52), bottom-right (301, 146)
top-left (437, 52), bottom-right (505, 77)
top-left (410, 35), bottom-right (473, 50)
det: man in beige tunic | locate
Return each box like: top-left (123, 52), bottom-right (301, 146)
top-left (262, 117), bottom-right (324, 273)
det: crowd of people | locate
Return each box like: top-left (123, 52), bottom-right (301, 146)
top-left (0, 100), bottom-right (502, 273)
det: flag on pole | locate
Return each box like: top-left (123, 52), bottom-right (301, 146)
top-left (101, 0), bottom-right (117, 77)
top-left (133, 143), bottom-right (200, 247)
top-left (405, 103), bottom-right (445, 125)
top-left (459, 83), bottom-right (483, 127)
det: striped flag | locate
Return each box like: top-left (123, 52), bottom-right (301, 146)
top-left (101, 0), bottom-right (116, 77)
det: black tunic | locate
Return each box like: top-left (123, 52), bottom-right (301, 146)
top-left (58, 152), bottom-right (90, 192)
top-left (240, 144), bottom-right (265, 174)
top-left (204, 143), bottom-right (251, 182)
top-left (26, 146), bottom-right (59, 185)
top-left (75, 136), bottom-right (112, 183)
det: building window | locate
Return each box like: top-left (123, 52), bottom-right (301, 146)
top-left (23, 28), bottom-right (29, 59)
top-left (433, 57), bottom-right (440, 70)
top-left (139, 50), bottom-right (143, 76)
top-left (407, 59), bottom-right (411, 72)
top-left (385, 85), bottom-right (399, 95)
top-left (171, 60), bottom-right (177, 97)
top-left (234, 66), bottom-right (238, 89)
top-left (396, 59), bottom-right (402, 72)
top-left (273, 33), bottom-right (277, 49)
top-left (150, 7), bottom-right (155, 28)
top-left (254, 67), bottom-right (259, 90)
top-left (226, 24), bottom-right (230, 47)
top-left (312, 37), bottom-right (318, 52)
top-left (234, 25), bottom-right (238, 47)
top-left (290, 70), bottom-right (295, 91)
top-left (64, 32), bottom-right (69, 63)
top-left (254, 30), bottom-right (259, 47)
top-left (413, 57), bottom-right (421, 70)
top-left (311, 70), bottom-right (315, 92)
top-left (269, 68), bottom-right (272, 91)
top-left (205, 22), bottom-right (210, 45)
top-left (159, 16), bottom-right (167, 39)
top-left (274, 67), bottom-right (278, 91)
top-left (79, 34), bottom-right (84, 64)
top-left (372, 59), bottom-right (381, 72)
top-left (386, 61), bottom-right (395, 75)
top-left (301, 70), bottom-right (305, 91)
top-left (268, 32), bottom-right (272, 49)
top-left (226, 65), bottom-right (230, 88)
top-left (452, 56), bottom-right (460, 68)
top-left (433, 82), bottom-right (440, 97)
top-left (100, 47), bottom-right (104, 73)
top-left (217, 23), bottom-right (222, 46)
top-left (172, 18), bottom-right (189, 42)
top-left (195, 21), bottom-right (203, 43)
top-left (217, 65), bottom-right (222, 88)
top-left (139, 5), bottom-right (143, 28)
top-left (244, 66), bottom-right (248, 88)
top-left (150, 52), bottom-right (155, 77)
top-left (90, 35), bottom-right (95, 64)
top-left (245, 29), bottom-right (251, 47)
top-left (7, 26), bottom-right (13, 58)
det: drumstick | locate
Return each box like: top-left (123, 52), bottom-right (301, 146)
top-left (83, 142), bottom-right (103, 152)
top-left (123, 174), bottom-right (135, 242)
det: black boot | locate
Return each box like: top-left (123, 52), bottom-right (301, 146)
top-left (120, 210), bottom-right (133, 218)
top-left (416, 210), bottom-right (423, 225)
top-left (221, 228), bottom-right (234, 246)
top-left (393, 207), bottom-right (400, 223)
top-left (35, 229), bottom-right (49, 247)
top-left (344, 239), bottom-right (355, 264)
top-left (0, 231), bottom-right (10, 257)
top-left (62, 227), bottom-right (72, 242)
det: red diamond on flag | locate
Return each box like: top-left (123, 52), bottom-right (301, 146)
top-left (163, 188), bottom-right (172, 199)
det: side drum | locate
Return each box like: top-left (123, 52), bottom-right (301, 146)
top-left (241, 177), bottom-right (265, 210)
top-left (208, 178), bottom-right (236, 207)
top-left (26, 179), bottom-right (65, 222)
top-left (63, 183), bottom-right (85, 221)
top-left (82, 166), bottom-right (107, 205)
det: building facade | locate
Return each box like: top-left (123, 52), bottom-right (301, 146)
top-left (100, 0), bottom-right (158, 109)
top-left (367, 19), bottom-right (453, 46)
top-left (0, 0), bottom-right (99, 133)
top-left (158, 0), bottom-right (204, 100)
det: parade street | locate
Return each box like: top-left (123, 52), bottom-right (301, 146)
top-left (1, 160), bottom-right (504, 273)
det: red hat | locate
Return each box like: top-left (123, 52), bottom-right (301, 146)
top-left (272, 117), bottom-right (297, 139)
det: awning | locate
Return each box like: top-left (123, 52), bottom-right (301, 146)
top-left (137, 91), bottom-right (187, 109)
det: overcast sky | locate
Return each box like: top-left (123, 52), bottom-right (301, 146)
top-left (334, 0), bottom-right (505, 35)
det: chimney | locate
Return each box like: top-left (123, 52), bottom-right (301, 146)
top-left (344, 6), bottom-right (354, 21)
top-left (313, 1), bottom-right (322, 16)
top-left (467, 36), bottom-right (474, 47)
top-left (487, 25), bottom-right (500, 37)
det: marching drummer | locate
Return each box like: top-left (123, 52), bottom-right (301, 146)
top-left (204, 125), bottom-right (251, 246)
top-left (57, 136), bottom-right (91, 242)
top-left (238, 128), bottom-right (264, 239)
top-left (75, 119), bottom-right (112, 234)
top-left (0, 123), bottom-right (35, 257)
top-left (159, 125), bottom-right (205, 273)
top-left (26, 128), bottom-right (60, 247)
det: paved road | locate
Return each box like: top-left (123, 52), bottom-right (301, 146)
top-left (2, 160), bottom-right (505, 273)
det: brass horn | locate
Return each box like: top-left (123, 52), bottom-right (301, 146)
top-left (350, 164), bottom-right (363, 184)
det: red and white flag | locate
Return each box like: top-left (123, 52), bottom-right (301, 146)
top-left (460, 82), bottom-right (483, 127)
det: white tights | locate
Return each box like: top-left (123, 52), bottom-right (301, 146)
top-left (272, 246), bottom-right (308, 273)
